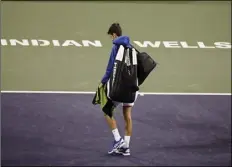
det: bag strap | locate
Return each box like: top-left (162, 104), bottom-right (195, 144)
top-left (130, 44), bottom-right (140, 53)
top-left (130, 44), bottom-right (159, 65)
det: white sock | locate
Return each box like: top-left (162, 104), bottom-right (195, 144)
top-left (112, 129), bottom-right (121, 142)
top-left (124, 136), bottom-right (131, 148)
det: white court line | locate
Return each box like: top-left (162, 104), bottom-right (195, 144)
top-left (0, 90), bottom-right (231, 96)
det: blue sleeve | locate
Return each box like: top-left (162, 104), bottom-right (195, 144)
top-left (101, 45), bottom-right (118, 84)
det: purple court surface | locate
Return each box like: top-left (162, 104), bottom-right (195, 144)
top-left (1, 93), bottom-right (231, 166)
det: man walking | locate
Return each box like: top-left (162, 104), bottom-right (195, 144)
top-left (101, 23), bottom-right (138, 156)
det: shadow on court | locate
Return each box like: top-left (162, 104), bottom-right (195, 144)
top-left (1, 93), bottom-right (231, 166)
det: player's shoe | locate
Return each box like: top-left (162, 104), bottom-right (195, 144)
top-left (108, 138), bottom-right (125, 154)
top-left (115, 147), bottom-right (130, 156)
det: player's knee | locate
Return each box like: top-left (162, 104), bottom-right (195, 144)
top-left (104, 114), bottom-right (114, 120)
top-left (124, 113), bottom-right (132, 123)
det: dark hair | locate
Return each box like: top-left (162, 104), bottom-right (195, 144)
top-left (107, 23), bottom-right (122, 36)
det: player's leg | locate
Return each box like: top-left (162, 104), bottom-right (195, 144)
top-left (123, 105), bottom-right (133, 139)
top-left (115, 105), bottom-right (132, 156)
top-left (105, 115), bottom-right (117, 130)
top-left (105, 103), bottom-right (125, 154)
top-left (116, 92), bottom-right (138, 156)
top-left (105, 115), bottom-right (122, 143)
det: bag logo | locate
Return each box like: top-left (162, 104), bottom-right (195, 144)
top-left (112, 62), bottom-right (117, 85)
